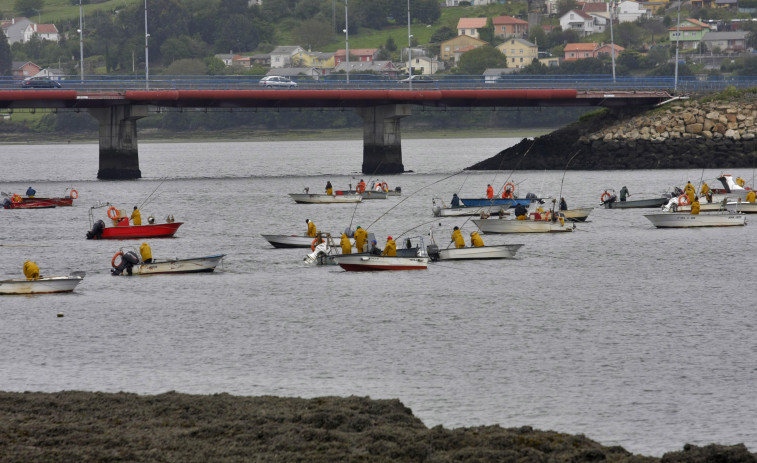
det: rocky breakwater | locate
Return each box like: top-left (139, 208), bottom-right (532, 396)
top-left (468, 94), bottom-right (757, 170)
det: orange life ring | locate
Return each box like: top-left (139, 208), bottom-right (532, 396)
top-left (107, 206), bottom-right (119, 220)
top-left (504, 182), bottom-right (515, 193)
top-left (601, 192), bottom-right (612, 202)
top-left (111, 251), bottom-right (124, 268)
top-left (678, 194), bottom-right (690, 206)
top-left (380, 182), bottom-right (388, 192)
top-left (69, 189), bottom-right (78, 199)
top-left (11, 194), bottom-right (22, 203)
top-left (311, 238), bottom-right (318, 251)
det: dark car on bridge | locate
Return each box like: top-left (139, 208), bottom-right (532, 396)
top-left (20, 77), bottom-right (62, 89)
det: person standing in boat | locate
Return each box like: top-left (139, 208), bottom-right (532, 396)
top-left (470, 231), bottom-right (484, 248)
top-left (382, 236), bottom-right (397, 256)
top-left (340, 233), bottom-right (351, 255)
top-left (486, 184), bottom-right (494, 199)
top-left (356, 179), bottom-right (366, 194)
top-left (26, 186), bottom-right (36, 198)
top-left (325, 181), bottom-right (333, 195)
top-left (690, 196), bottom-right (701, 215)
top-left (369, 239), bottom-right (382, 255)
top-left (306, 219), bottom-right (317, 237)
top-left (451, 193), bottom-right (460, 208)
top-left (140, 242), bottom-right (153, 263)
top-left (354, 226), bottom-right (367, 252)
top-left (131, 206), bottom-right (142, 226)
top-left (514, 204), bottom-right (528, 220)
top-left (451, 226), bottom-right (465, 248)
top-left (736, 177), bottom-right (746, 187)
top-left (559, 197), bottom-right (568, 211)
top-left (746, 189), bottom-right (756, 203)
top-left (619, 186), bottom-right (630, 202)
top-left (684, 181), bottom-right (696, 204)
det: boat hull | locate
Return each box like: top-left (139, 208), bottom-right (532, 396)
top-left (436, 244), bottom-right (523, 260)
top-left (0, 275), bottom-right (84, 295)
top-left (677, 202), bottom-right (757, 214)
top-left (334, 190), bottom-right (387, 199)
top-left (644, 213), bottom-right (746, 228)
top-left (6, 199), bottom-right (57, 209)
top-left (130, 255), bottom-right (225, 275)
top-left (21, 197), bottom-right (73, 207)
top-left (289, 193), bottom-right (362, 204)
top-left (98, 223), bottom-right (183, 240)
top-left (561, 207), bottom-right (593, 222)
top-left (262, 234), bottom-right (320, 248)
top-left (473, 218), bottom-right (574, 233)
top-left (333, 255), bottom-right (428, 271)
top-left (603, 198), bottom-right (668, 209)
top-left (459, 198), bottom-right (533, 208)
top-left (433, 205), bottom-right (509, 217)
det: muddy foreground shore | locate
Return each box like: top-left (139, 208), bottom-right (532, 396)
top-left (0, 391), bottom-right (754, 462)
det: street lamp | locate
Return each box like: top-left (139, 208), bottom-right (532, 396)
top-left (145, 0), bottom-right (150, 89)
top-left (78, 0), bottom-right (84, 81)
top-left (344, 0), bottom-right (349, 84)
top-left (674, 0), bottom-right (681, 93)
top-left (407, 0), bottom-right (412, 90)
top-left (609, 0), bottom-right (616, 83)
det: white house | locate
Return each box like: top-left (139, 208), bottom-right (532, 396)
top-left (617, 1), bottom-right (652, 23)
top-left (407, 55), bottom-right (444, 75)
top-left (23, 23), bottom-right (59, 42)
top-left (559, 10), bottom-right (605, 37)
top-left (269, 46), bottom-right (306, 68)
top-left (1, 17), bottom-right (33, 44)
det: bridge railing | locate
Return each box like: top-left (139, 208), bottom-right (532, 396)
top-left (2, 74), bottom-right (757, 93)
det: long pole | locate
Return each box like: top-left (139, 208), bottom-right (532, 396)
top-left (145, 0), bottom-right (149, 89)
top-left (344, 0), bottom-right (349, 84)
top-left (408, 0), bottom-right (412, 90)
top-left (79, 0), bottom-right (84, 81)
top-left (674, 0), bottom-right (681, 92)
top-left (609, 0), bottom-right (615, 83)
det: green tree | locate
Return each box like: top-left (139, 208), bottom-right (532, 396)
top-left (14, 0), bottom-right (43, 17)
top-left (645, 46), bottom-right (669, 67)
top-left (385, 37), bottom-right (397, 52)
top-left (529, 27), bottom-right (547, 48)
top-left (617, 50), bottom-right (643, 70)
top-left (556, 0), bottom-right (577, 16)
top-left (293, 19), bottom-right (333, 50)
top-left (204, 56), bottom-right (226, 75)
top-left (430, 26), bottom-right (456, 44)
top-left (454, 46), bottom-right (507, 75)
top-left (0, 31), bottom-right (11, 76)
top-left (614, 22), bottom-right (643, 49)
top-left (479, 17), bottom-right (494, 44)
top-left (162, 58), bottom-right (206, 75)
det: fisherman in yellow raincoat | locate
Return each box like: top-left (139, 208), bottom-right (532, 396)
top-left (451, 226), bottom-right (465, 248)
top-left (23, 261), bottom-right (39, 280)
top-left (139, 242), bottom-right (153, 263)
top-left (470, 231), bottom-right (484, 247)
top-left (700, 182), bottom-right (711, 203)
top-left (382, 236), bottom-right (397, 256)
top-left (736, 177), bottom-right (746, 187)
top-left (340, 233), bottom-right (352, 254)
top-left (746, 190), bottom-right (756, 203)
top-left (353, 225), bottom-right (367, 253)
top-left (131, 206), bottom-right (142, 226)
top-left (690, 196), bottom-right (701, 215)
top-left (684, 181), bottom-right (696, 204)
top-left (306, 219), bottom-right (317, 237)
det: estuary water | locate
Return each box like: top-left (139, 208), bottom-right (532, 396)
top-left (1, 138), bottom-right (756, 457)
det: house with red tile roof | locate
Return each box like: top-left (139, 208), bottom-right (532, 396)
top-left (334, 48), bottom-right (379, 65)
top-left (594, 43), bottom-right (625, 58)
top-left (563, 42), bottom-right (598, 60)
top-left (457, 18), bottom-right (488, 39)
top-left (23, 23), bottom-right (59, 42)
top-left (669, 18), bottom-right (711, 50)
top-left (440, 35), bottom-right (489, 61)
top-left (492, 16), bottom-right (529, 39)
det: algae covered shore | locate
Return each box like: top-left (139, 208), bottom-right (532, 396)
top-left (0, 391), bottom-right (753, 462)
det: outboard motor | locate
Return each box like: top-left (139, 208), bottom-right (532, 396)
top-left (111, 251), bottom-right (140, 276)
top-left (395, 186), bottom-right (401, 193)
top-left (426, 244), bottom-right (440, 262)
top-left (2, 197), bottom-right (10, 209)
top-left (86, 220), bottom-right (105, 240)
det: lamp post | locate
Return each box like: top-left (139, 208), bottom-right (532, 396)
top-left (78, 0), bottom-right (84, 81)
top-left (609, 0), bottom-right (616, 83)
top-left (407, 0), bottom-right (412, 90)
top-left (344, 0), bottom-right (349, 84)
top-left (145, 0), bottom-right (150, 89)
top-left (674, 0), bottom-right (681, 93)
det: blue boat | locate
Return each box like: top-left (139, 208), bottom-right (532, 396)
top-left (458, 197), bottom-right (534, 208)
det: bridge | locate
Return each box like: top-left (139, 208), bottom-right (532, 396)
top-left (3, 74), bottom-right (749, 178)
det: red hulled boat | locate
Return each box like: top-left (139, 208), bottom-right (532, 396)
top-left (86, 204), bottom-right (183, 240)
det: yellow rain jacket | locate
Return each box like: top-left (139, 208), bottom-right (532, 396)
top-left (131, 208), bottom-right (142, 226)
top-left (23, 261), bottom-right (39, 280)
top-left (684, 183), bottom-right (696, 204)
top-left (451, 229), bottom-right (465, 248)
top-left (690, 199), bottom-right (700, 215)
top-left (736, 177), bottom-right (745, 187)
top-left (354, 227), bottom-right (367, 253)
top-left (700, 182), bottom-right (710, 196)
top-left (140, 242), bottom-right (152, 262)
top-left (307, 221), bottom-right (317, 237)
top-left (340, 234), bottom-right (351, 254)
top-left (470, 232), bottom-right (484, 247)
top-left (382, 239), bottom-right (397, 257)
top-left (746, 191), bottom-right (756, 203)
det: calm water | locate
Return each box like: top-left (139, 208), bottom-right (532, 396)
top-left (1, 139), bottom-right (756, 457)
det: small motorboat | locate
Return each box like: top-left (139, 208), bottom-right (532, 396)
top-left (86, 204), bottom-right (182, 240)
top-left (600, 190), bottom-right (669, 209)
top-left (473, 216), bottom-right (574, 233)
top-left (425, 227), bottom-right (523, 260)
top-left (0, 272), bottom-right (85, 295)
top-left (643, 212), bottom-right (747, 228)
top-left (561, 207), bottom-right (593, 222)
top-left (2, 189), bottom-right (77, 209)
top-left (289, 193), bottom-right (362, 204)
top-left (333, 189), bottom-right (387, 199)
top-left (111, 248), bottom-right (224, 276)
top-left (457, 197), bottom-right (534, 208)
top-left (262, 234), bottom-right (324, 248)
top-left (431, 198), bottom-right (510, 218)
top-left (333, 254), bottom-right (428, 271)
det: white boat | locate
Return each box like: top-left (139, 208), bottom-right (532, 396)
top-left (428, 244), bottom-right (523, 261)
top-left (262, 234), bottom-right (323, 248)
top-left (335, 190), bottom-right (387, 199)
top-left (333, 254), bottom-right (428, 271)
top-left (667, 197), bottom-right (757, 214)
top-left (432, 198), bottom-right (510, 218)
top-left (644, 212), bottom-right (747, 228)
top-left (473, 217), bottom-right (574, 233)
top-left (0, 272), bottom-right (85, 295)
top-left (111, 249), bottom-right (224, 275)
top-left (561, 207), bottom-right (593, 222)
top-left (289, 193), bottom-right (362, 204)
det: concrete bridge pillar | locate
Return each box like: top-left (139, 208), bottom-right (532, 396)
top-left (356, 104), bottom-right (411, 174)
top-left (89, 105), bottom-right (148, 180)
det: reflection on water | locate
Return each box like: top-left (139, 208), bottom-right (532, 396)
top-left (1, 139), bottom-right (756, 457)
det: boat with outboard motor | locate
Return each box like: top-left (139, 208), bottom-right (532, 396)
top-left (289, 192), bottom-right (363, 204)
top-left (431, 198), bottom-right (511, 218)
top-left (0, 271), bottom-right (85, 295)
top-left (86, 203), bottom-right (182, 240)
top-left (332, 236), bottom-right (429, 271)
top-left (473, 216), bottom-right (574, 233)
top-left (2, 189), bottom-right (78, 209)
top-left (643, 212), bottom-right (746, 228)
top-left (424, 227), bottom-right (523, 260)
top-left (333, 189), bottom-right (387, 199)
top-left (110, 247), bottom-right (224, 276)
top-left (262, 234), bottom-right (324, 248)
top-left (600, 190), bottom-right (669, 209)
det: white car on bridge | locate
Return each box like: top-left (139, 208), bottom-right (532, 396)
top-left (258, 76), bottom-right (298, 88)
